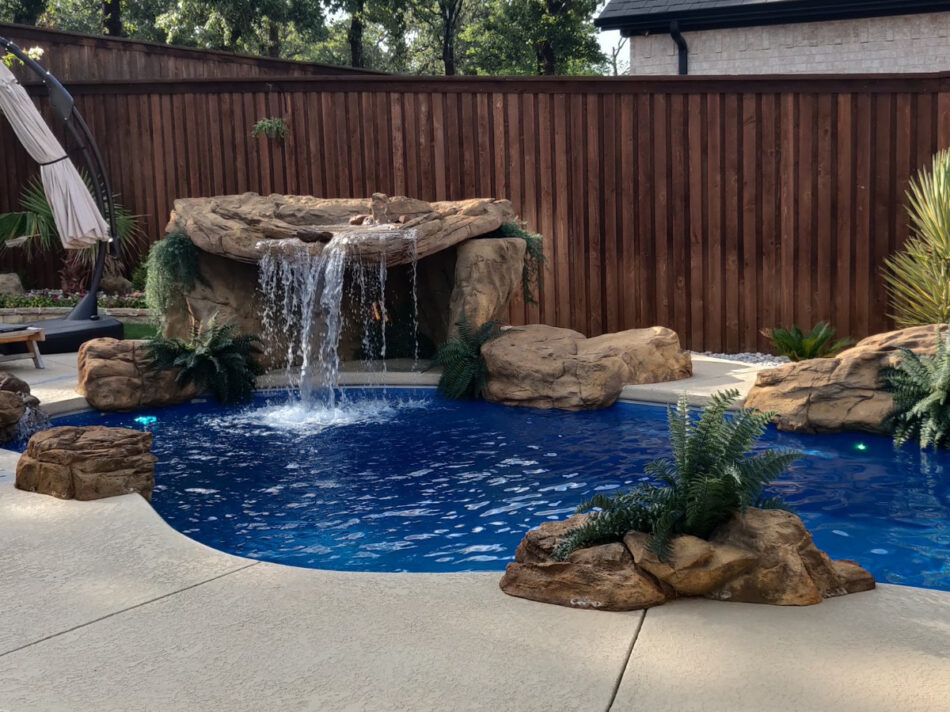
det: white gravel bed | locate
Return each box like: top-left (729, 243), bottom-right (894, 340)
top-left (692, 351), bottom-right (789, 368)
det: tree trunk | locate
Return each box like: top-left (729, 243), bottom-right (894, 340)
top-left (439, 0), bottom-right (462, 76)
top-left (348, 0), bottom-right (365, 68)
top-left (101, 0), bottom-right (122, 36)
top-left (538, 40), bottom-right (556, 76)
top-left (13, 0), bottom-right (46, 25)
top-left (266, 18), bottom-right (280, 58)
top-left (442, 33), bottom-right (455, 76)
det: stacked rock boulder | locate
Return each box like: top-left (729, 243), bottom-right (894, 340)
top-left (0, 371), bottom-right (44, 444)
top-left (77, 338), bottom-right (197, 411)
top-left (500, 508), bottom-right (874, 611)
top-left (16, 426), bottom-right (156, 501)
top-left (481, 325), bottom-right (693, 410)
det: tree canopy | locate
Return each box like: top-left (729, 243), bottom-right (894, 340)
top-left (0, 0), bottom-right (609, 75)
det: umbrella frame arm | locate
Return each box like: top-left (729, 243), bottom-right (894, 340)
top-left (1, 35), bottom-right (120, 321)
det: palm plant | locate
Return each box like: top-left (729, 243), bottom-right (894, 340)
top-left (762, 321), bottom-right (854, 361)
top-left (884, 149), bottom-right (950, 327)
top-left (552, 390), bottom-right (802, 561)
top-left (0, 175), bottom-right (145, 274)
top-left (881, 325), bottom-right (950, 449)
top-left (435, 316), bottom-right (503, 400)
top-left (144, 316), bottom-right (263, 405)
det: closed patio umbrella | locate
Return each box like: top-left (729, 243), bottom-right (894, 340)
top-left (0, 60), bottom-right (110, 249)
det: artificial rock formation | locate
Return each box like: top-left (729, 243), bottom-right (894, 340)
top-left (162, 192), bottom-right (525, 355)
top-left (166, 192), bottom-right (516, 266)
top-left (481, 325), bottom-right (693, 410)
top-left (16, 426), bottom-right (156, 501)
top-left (447, 238), bottom-right (526, 337)
top-left (0, 371), bottom-right (44, 444)
top-left (0, 272), bottom-right (25, 295)
top-left (77, 338), bottom-right (197, 411)
top-left (707, 508), bottom-right (876, 605)
top-left (745, 325), bottom-right (939, 433)
top-left (500, 509), bottom-right (874, 611)
top-left (499, 515), bottom-right (667, 611)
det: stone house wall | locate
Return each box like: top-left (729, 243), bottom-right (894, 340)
top-left (628, 11), bottom-right (950, 75)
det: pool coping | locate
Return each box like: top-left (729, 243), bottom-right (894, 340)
top-left (1, 367), bottom-right (949, 710)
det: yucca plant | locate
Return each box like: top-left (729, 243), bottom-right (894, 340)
top-left (884, 149), bottom-right (950, 327)
top-left (552, 389), bottom-right (802, 562)
top-left (493, 221), bottom-right (546, 305)
top-left (762, 321), bottom-right (854, 361)
top-left (435, 316), bottom-right (504, 400)
top-left (144, 232), bottom-right (206, 318)
top-left (144, 316), bottom-right (263, 405)
top-left (881, 325), bottom-right (950, 449)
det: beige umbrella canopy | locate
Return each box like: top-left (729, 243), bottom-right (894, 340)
top-left (0, 60), bottom-right (110, 249)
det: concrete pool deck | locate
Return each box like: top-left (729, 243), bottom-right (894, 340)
top-left (0, 354), bottom-right (948, 711)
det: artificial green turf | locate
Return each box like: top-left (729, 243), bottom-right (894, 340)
top-left (121, 322), bottom-right (159, 340)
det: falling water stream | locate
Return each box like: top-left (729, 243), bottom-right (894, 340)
top-left (257, 228), bottom-right (421, 420)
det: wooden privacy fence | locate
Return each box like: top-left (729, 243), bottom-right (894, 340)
top-left (2, 74), bottom-right (950, 352)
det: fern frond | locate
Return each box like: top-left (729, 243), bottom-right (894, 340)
top-left (552, 389), bottom-right (803, 562)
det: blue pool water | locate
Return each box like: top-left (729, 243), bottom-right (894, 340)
top-left (36, 388), bottom-right (950, 588)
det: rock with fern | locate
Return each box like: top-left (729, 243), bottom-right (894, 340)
top-left (746, 325), bottom-right (939, 433)
top-left (145, 317), bottom-right (263, 405)
top-left (500, 390), bottom-right (875, 611)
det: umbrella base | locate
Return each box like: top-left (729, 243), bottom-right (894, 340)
top-left (0, 316), bottom-right (123, 355)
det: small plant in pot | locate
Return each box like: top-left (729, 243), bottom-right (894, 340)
top-left (251, 117), bottom-right (289, 140)
top-left (144, 315), bottom-right (263, 405)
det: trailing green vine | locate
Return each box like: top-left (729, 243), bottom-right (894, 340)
top-left (492, 221), bottom-right (546, 305)
top-left (144, 232), bottom-right (205, 320)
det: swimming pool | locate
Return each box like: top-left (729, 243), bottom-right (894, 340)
top-left (37, 388), bottom-right (950, 589)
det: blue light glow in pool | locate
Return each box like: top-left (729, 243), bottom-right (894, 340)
top-left (40, 388), bottom-right (950, 588)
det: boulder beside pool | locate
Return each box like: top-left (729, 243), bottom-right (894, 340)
top-left (500, 508), bottom-right (874, 611)
top-left (481, 325), bottom-right (693, 410)
top-left (77, 338), bottom-right (197, 411)
top-left (744, 325), bottom-right (938, 434)
top-left (15, 426), bottom-right (156, 501)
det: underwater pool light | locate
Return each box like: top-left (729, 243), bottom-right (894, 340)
top-left (854, 442), bottom-right (868, 452)
top-left (134, 415), bottom-right (157, 426)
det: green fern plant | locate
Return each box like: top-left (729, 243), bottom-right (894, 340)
top-left (494, 221), bottom-right (546, 305)
top-left (435, 316), bottom-right (503, 399)
top-left (881, 325), bottom-right (950, 449)
top-left (552, 389), bottom-right (802, 561)
top-left (762, 321), bottom-right (854, 361)
top-left (144, 232), bottom-right (206, 319)
top-left (144, 316), bottom-right (263, 405)
top-left (251, 117), bottom-right (289, 140)
top-left (884, 149), bottom-right (950, 327)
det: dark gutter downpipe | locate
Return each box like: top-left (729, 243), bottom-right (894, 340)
top-left (670, 21), bottom-right (688, 75)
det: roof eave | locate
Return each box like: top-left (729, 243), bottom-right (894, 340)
top-left (595, 0), bottom-right (950, 34)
